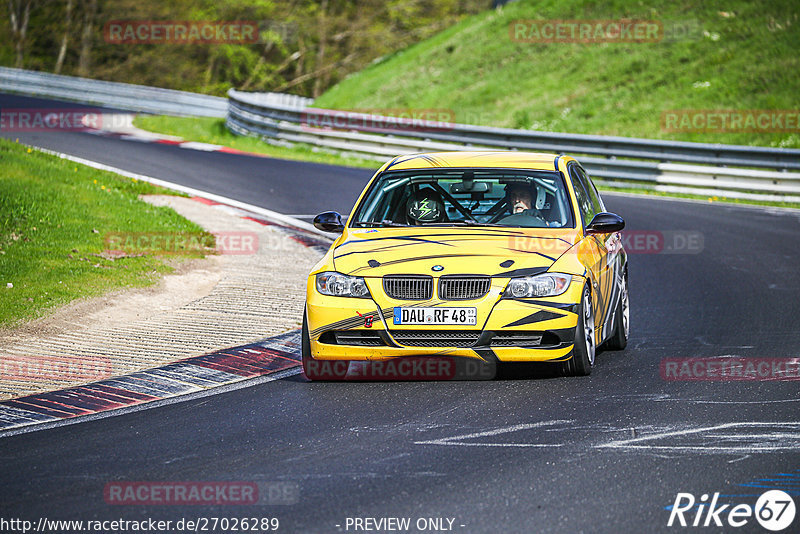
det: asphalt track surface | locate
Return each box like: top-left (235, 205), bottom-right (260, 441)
top-left (2, 93), bottom-right (800, 533)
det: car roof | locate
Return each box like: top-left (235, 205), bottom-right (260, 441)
top-left (382, 151), bottom-right (570, 172)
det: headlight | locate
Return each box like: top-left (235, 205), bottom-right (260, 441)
top-left (315, 272), bottom-right (370, 298)
top-left (504, 273), bottom-right (572, 298)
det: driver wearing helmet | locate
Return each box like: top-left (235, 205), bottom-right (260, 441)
top-left (406, 188), bottom-right (446, 225)
top-left (500, 182), bottom-right (549, 226)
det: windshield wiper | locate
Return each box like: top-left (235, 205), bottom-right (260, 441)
top-left (461, 220), bottom-right (507, 227)
top-left (429, 220), bottom-right (507, 227)
top-left (354, 220), bottom-right (409, 227)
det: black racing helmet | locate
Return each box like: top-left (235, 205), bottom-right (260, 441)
top-left (406, 188), bottom-right (445, 224)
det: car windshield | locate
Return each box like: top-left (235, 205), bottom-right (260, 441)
top-left (350, 169), bottom-right (575, 228)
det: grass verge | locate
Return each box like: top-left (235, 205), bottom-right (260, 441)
top-left (315, 0), bottom-right (800, 149)
top-left (0, 138), bottom-right (210, 328)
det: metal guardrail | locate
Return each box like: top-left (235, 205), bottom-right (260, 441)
top-left (227, 88), bottom-right (800, 203)
top-left (2, 68), bottom-right (797, 202)
top-left (0, 66), bottom-right (227, 117)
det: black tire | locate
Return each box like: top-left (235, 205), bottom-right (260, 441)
top-left (604, 273), bottom-right (629, 351)
top-left (301, 313), bottom-right (313, 378)
top-left (562, 285), bottom-right (595, 376)
top-left (302, 312), bottom-right (349, 381)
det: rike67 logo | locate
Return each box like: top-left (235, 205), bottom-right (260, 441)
top-left (668, 490), bottom-right (796, 531)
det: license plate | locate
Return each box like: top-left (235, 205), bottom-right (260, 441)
top-left (393, 307), bottom-right (477, 326)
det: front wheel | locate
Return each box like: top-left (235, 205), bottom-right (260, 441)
top-left (561, 285), bottom-right (595, 376)
top-left (603, 274), bottom-right (629, 351)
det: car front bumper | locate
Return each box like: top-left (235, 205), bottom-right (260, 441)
top-left (305, 275), bottom-right (585, 363)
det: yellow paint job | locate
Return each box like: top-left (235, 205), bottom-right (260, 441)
top-left (304, 151), bottom-right (623, 364)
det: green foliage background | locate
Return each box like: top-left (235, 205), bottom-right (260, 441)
top-left (316, 0), bottom-right (800, 147)
top-left (0, 0), bottom-right (487, 97)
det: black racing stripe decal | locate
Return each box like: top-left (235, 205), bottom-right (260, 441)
top-left (503, 234), bottom-right (574, 246)
top-left (336, 236), bottom-right (568, 262)
top-left (473, 347), bottom-right (499, 363)
top-left (333, 235), bottom-right (453, 258)
top-left (310, 313), bottom-right (380, 337)
top-left (421, 155), bottom-right (444, 168)
top-left (419, 155), bottom-right (435, 167)
top-left (502, 310), bottom-right (566, 328)
top-left (340, 235), bottom-right (457, 247)
top-left (346, 230), bottom-right (552, 241)
top-left (310, 321), bottom-right (359, 338)
top-left (526, 343), bottom-right (574, 352)
top-left (547, 349), bottom-right (573, 361)
top-left (386, 235), bottom-right (569, 247)
top-left (383, 156), bottom-right (401, 171)
top-left (353, 255), bottom-right (446, 270)
top-left (503, 248), bottom-right (557, 262)
top-left (385, 154), bottom-right (425, 170)
top-left (334, 239), bottom-right (456, 260)
top-left (348, 253), bottom-right (487, 274)
top-left (491, 266), bottom-right (549, 278)
top-left (507, 299), bottom-right (579, 312)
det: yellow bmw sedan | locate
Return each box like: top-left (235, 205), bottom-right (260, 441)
top-left (302, 151), bottom-right (629, 379)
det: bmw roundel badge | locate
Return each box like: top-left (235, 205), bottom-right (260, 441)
top-left (432, 265), bottom-right (444, 272)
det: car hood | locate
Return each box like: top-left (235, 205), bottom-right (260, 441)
top-left (333, 227), bottom-right (580, 277)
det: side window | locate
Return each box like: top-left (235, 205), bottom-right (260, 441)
top-left (568, 164), bottom-right (595, 227)
top-left (577, 167), bottom-right (604, 214)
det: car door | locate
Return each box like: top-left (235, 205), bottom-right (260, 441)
top-left (577, 165), bottom-right (624, 341)
top-left (568, 163), bottom-right (612, 339)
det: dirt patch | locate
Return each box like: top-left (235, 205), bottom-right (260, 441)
top-left (0, 194), bottom-right (323, 400)
top-left (0, 255), bottom-right (222, 347)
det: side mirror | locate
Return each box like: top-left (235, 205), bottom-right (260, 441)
top-left (586, 212), bottom-right (625, 235)
top-left (313, 211), bottom-right (344, 233)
